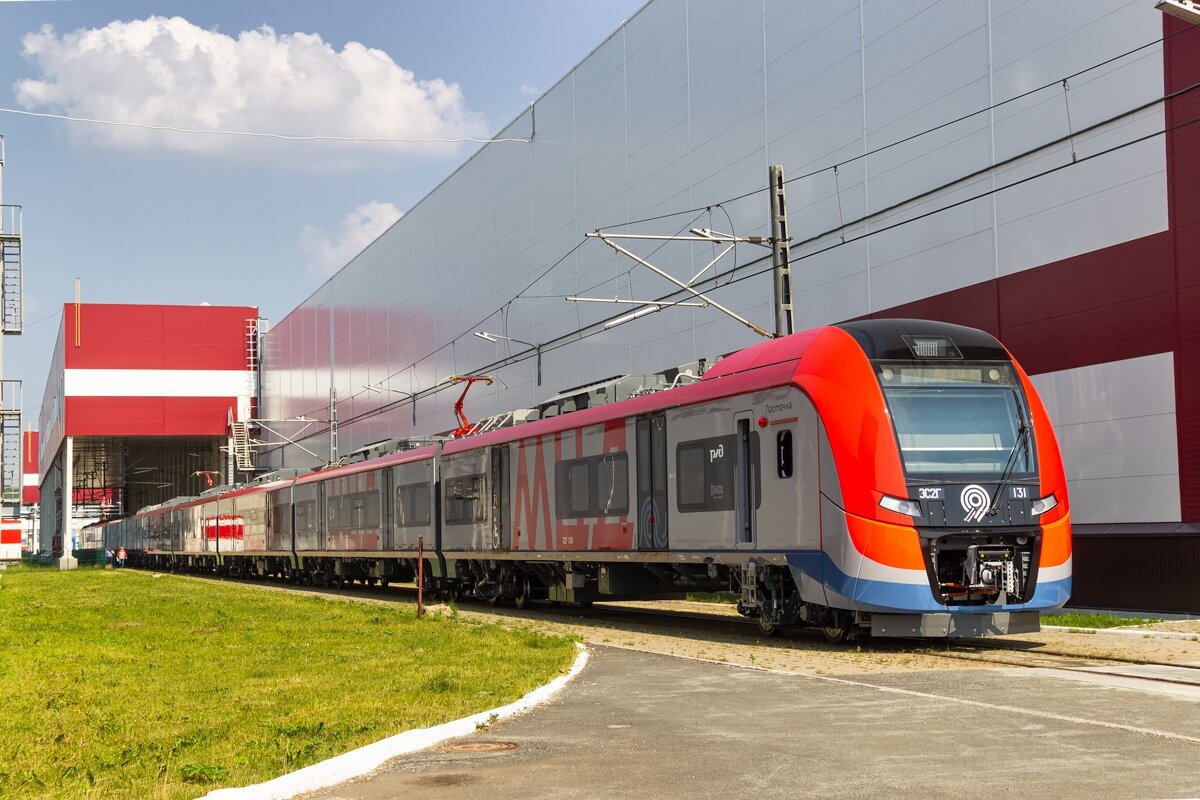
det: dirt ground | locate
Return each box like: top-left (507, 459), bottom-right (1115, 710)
top-left (1130, 619), bottom-right (1200, 634)
top-left (172, 575), bottom-right (1200, 676)
top-left (450, 597), bottom-right (1200, 675)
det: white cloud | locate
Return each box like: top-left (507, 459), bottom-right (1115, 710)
top-left (14, 17), bottom-right (488, 162)
top-left (520, 84), bottom-right (539, 98)
top-left (299, 201), bottom-right (403, 281)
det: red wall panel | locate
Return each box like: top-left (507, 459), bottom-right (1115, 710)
top-left (1165, 17), bottom-right (1200, 521)
top-left (63, 304), bottom-right (257, 370)
top-left (871, 19), bottom-right (1200, 522)
top-left (866, 232), bottom-right (1173, 375)
top-left (65, 396), bottom-right (238, 436)
top-left (22, 431), bottom-right (39, 505)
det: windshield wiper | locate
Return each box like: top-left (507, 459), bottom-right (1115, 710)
top-left (986, 394), bottom-right (1032, 517)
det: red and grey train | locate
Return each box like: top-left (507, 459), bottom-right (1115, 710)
top-left (97, 319), bottom-right (1071, 640)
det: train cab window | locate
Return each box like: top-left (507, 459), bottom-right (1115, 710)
top-left (877, 363), bottom-right (1035, 479)
top-left (396, 482), bottom-right (431, 527)
top-left (777, 430), bottom-right (793, 478)
top-left (445, 474), bottom-right (486, 524)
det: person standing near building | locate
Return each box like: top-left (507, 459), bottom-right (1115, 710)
top-left (105, 547), bottom-right (114, 567)
top-left (116, 546), bottom-right (126, 568)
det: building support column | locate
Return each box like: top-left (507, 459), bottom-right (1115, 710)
top-left (57, 436), bottom-right (75, 570)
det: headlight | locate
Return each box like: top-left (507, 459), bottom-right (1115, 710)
top-left (1030, 493), bottom-right (1058, 515)
top-left (879, 494), bottom-right (922, 518)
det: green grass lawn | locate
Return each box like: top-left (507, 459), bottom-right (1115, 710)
top-left (1042, 610), bottom-right (1165, 628)
top-left (0, 566), bottom-right (576, 800)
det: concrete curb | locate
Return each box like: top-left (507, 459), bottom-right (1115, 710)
top-left (1043, 625), bottom-right (1200, 641)
top-left (203, 644), bottom-right (589, 800)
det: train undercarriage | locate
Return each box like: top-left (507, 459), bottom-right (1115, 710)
top-left (128, 550), bottom-right (1036, 642)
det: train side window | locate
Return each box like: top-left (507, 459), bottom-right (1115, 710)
top-left (554, 460), bottom-right (578, 518)
top-left (555, 458), bottom-right (595, 518)
top-left (555, 453), bottom-right (631, 518)
top-left (397, 482), bottom-right (431, 527)
top-left (677, 435), bottom-right (739, 512)
top-left (595, 454), bottom-right (630, 516)
top-left (568, 462), bottom-right (591, 516)
top-left (295, 500), bottom-right (317, 533)
top-left (777, 430), bottom-right (794, 478)
top-left (445, 474), bottom-right (486, 524)
top-left (676, 443), bottom-right (708, 510)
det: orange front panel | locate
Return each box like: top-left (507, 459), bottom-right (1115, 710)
top-left (845, 512), bottom-right (925, 571)
top-left (795, 328), bottom-right (909, 520)
top-left (1038, 514), bottom-right (1072, 568)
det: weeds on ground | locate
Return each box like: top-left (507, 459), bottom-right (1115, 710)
top-left (685, 592), bottom-right (739, 604)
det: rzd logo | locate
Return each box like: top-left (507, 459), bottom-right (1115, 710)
top-left (960, 484), bottom-right (991, 523)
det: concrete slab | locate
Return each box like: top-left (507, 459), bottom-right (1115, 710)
top-left (304, 647), bottom-right (1200, 800)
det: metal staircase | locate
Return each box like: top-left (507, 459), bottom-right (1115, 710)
top-left (0, 138), bottom-right (22, 514)
top-left (0, 138), bottom-right (20, 336)
top-left (0, 381), bottom-right (21, 504)
top-left (230, 420), bottom-right (254, 471)
top-left (0, 220), bottom-right (20, 335)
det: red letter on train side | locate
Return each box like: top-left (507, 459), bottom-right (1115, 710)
top-left (514, 435), bottom-right (552, 550)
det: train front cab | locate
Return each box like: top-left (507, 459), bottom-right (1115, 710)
top-left (794, 320), bottom-right (1071, 638)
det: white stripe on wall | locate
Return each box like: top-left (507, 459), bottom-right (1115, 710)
top-left (64, 369), bottom-right (253, 398)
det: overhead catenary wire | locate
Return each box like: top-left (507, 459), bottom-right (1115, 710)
top-left (339, 210), bottom-right (709, 421)
top-left (298, 90), bottom-right (1200, 442)
top-left (289, 80), bottom-right (1200, 437)
top-left (270, 22), bottom-right (1200, 437)
top-left (593, 23), bottom-right (1182, 233)
top-left (306, 69), bottom-right (1199, 428)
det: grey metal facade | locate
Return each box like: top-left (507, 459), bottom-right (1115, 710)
top-left (261, 0), bottom-right (1169, 526)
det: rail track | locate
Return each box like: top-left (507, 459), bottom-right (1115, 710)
top-left (153, 569), bottom-right (1200, 690)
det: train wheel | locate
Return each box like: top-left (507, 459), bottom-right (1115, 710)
top-left (513, 576), bottom-right (532, 610)
top-left (758, 616), bottom-right (781, 637)
top-left (822, 614), bottom-right (853, 644)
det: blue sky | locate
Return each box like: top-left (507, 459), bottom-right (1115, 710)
top-left (0, 0), bottom-right (645, 420)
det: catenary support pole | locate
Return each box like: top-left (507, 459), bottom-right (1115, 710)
top-left (769, 165), bottom-right (794, 337)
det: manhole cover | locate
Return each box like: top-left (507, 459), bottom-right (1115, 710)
top-left (441, 740), bottom-right (520, 753)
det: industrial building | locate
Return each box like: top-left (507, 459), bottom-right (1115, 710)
top-left (22, 2), bottom-right (1198, 608)
top-left (36, 303), bottom-right (260, 564)
top-left (251, 1), bottom-right (1199, 611)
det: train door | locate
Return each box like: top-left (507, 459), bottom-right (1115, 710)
top-left (734, 411), bottom-right (758, 548)
top-left (381, 469), bottom-right (395, 550)
top-left (490, 445), bottom-right (510, 549)
top-left (636, 414), bottom-right (669, 549)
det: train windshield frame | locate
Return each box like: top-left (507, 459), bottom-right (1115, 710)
top-left (876, 362), bottom-right (1037, 483)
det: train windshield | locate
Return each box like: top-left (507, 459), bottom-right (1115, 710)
top-left (877, 363), bottom-right (1035, 481)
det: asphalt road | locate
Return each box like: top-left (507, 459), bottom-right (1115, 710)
top-left (303, 646), bottom-right (1200, 800)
